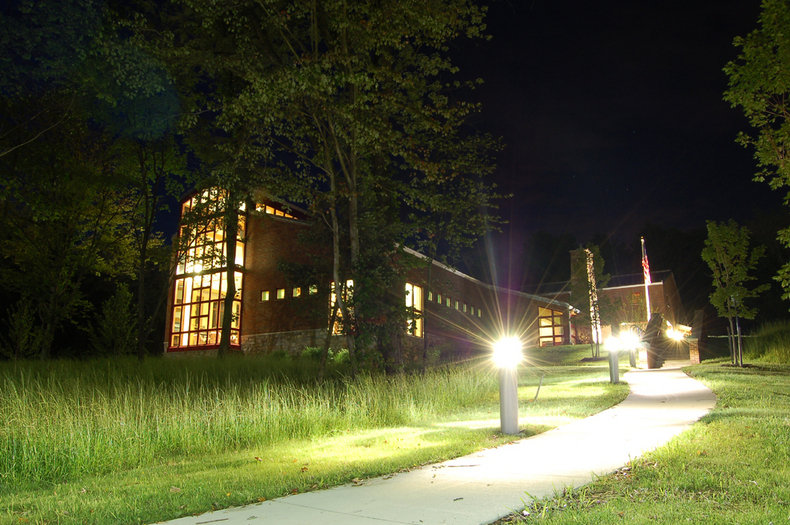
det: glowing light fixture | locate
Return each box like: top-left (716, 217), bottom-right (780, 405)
top-left (492, 336), bottom-right (523, 369)
top-left (666, 327), bottom-right (684, 341)
top-left (492, 336), bottom-right (522, 435)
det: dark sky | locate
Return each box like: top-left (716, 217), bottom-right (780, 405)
top-left (462, 0), bottom-right (782, 252)
top-left (450, 0), bottom-right (789, 301)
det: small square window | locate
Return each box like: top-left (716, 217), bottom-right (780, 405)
top-left (309, 284), bottom-right (318, 295)
top-left (293, 287), bottom-right (302, 298)
top-left (261, 290), bottom-right (270, 301)
top-left (276, 288), bottom-right (285, 299)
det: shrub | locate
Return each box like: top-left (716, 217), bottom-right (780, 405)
top-left (89, 284), bottom-right (137, 356)
top-left (0, 298), bottom-right (45, 359)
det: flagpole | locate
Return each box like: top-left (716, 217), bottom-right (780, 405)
top-left (641, 236), bottom-right (651, 323)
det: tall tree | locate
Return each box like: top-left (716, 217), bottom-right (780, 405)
top-left (144, 0), bottom-right (500, 367)
top-left (724, 0), bottom-right (790, 304)
top-left (2, 0), bottom-right (190, 358)
top-left (701, 220), bottom-right (768, 366)
top-left (569, 245), bottom-right (611, 358)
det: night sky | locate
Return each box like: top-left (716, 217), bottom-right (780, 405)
top-left (458, 0), bottom-right (784, 288)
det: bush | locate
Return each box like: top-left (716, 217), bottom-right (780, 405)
top-left (90, 284), bottom-right (137, 356)
top-left (0, 298), bottom-right (45, 359)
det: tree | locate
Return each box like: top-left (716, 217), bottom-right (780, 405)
top-left (701, 220), bottom-right (768, 366)
top-left (723, 0), bottom-right (790, 304)
top-left (569, 245), bottom-right (612, 358)
top-left (0, 115), bottom-right (138, 358)
top-left (141, 0), bottom-right (500, 368)
top-left (1, 0), bottom-right (190, 359)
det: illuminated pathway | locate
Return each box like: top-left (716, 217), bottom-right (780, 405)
top-left (159, 366), bottom-right (716, 525)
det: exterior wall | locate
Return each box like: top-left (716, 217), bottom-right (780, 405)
top-left (604, 277), bottom-right (684, 327)
top-left (241, 329), bottom-right (345, 355)
top-left (241, 213), bottom-right (329, 337)
top-left (404, 253), bottom-right (573, 353)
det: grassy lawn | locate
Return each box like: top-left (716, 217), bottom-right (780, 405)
top-left (0, 348), bottom-right (627, 524)
top-left (495, 360), bottom-right (790, 524)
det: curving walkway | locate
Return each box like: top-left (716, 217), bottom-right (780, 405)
top-left (159, 366), bottom-right (716, 525)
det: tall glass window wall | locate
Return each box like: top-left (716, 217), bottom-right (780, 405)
top-left (169, 190), bottom-right (245, 349)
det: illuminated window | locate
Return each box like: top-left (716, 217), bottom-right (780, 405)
top-left (170, 271), bottom-right (242, 349)
top-left (437, 293), bottom-right (442, 304)
top-left (454, 300), bottom-right (459, 310)
top-left (261, 290), bottom-right (270, 301)
top-left (405, 282), bottom-right (424, 337)
top-left (445, 297), bottom-right (450, 308)
top-left (256, 203), bottom-right (298, 220)
top-left (276, 288), bottom-right (285, 299)
top-left (169, 189), bottom-right (244, 350)
top-left (538, 306), bottom-right (565, 347)
top-left (329, 280), bottom-right (354, 335)
top-left (293, 287), bottom-right (302, 298)
top-left (477, 308), bottom-right (482, 318)
top-left (309, 284), bottom-right (318, 295)
top-left (469, 306), bottom-right (475, 316)
top-left (463, 303), bottom-right (467, 313)
top-left (427, 291), bottom-right (433, 302)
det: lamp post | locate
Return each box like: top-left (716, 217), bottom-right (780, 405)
top-left (492, 336), bottom-right (522, 435)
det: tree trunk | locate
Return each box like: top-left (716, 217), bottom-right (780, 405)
top-left (136, 255), bottom-right (147, 361)
top-left (319, 302), bottom-right (339, 381)
top-left (735, 315), bottom-right (743, 367)
top-left (422, 256), bottom-right (433, 373)
top-left (328, 185), bottom-right (357, 376)
top-left (218, 202), bottom-right (239, 358)
top-left (726, 318), bottom-right (736, 364)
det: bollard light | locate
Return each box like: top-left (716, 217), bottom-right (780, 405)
top-left (492, 336), bottom-right (522, 435)
top-left (619, 330), bottom-right (640, 368)
top-left (605, 336), bottom-right (621, 384)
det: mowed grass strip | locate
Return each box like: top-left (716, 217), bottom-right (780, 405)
top-left (496, 361), bottom-right (790, 524)
top-left (0, 351), bottom-right (628, 524)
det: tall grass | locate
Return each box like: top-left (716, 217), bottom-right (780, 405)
top-left (0, 355), bottom-right (497, 489)
top-left (743, 320), bottom-right (790, 363)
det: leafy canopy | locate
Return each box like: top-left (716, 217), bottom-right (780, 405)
top-left (723, 0), bottom-right (790, 302)
top-left (701, 219), bottom-right (768, 321)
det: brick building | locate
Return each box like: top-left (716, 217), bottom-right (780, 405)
top-left (164, 189), bottom-right (576, 358)
top-left (531, 270), bottom-right (685, 343)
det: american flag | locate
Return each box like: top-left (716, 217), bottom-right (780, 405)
top-left (641, 236), bottom-right (651, 285)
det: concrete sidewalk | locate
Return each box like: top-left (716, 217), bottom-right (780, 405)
top-left (160, 367), bottom-right (716, 525)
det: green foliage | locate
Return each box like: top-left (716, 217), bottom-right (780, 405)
top-left (90, 284), bottom-right (138, 356)
top-left (724, 0), bottom-right (790, 302)
top-left (701, 219), bottom-right (768, 321)
top-left (0, 0), bottom-right (188, 358)
top-left (0, 299), bottom-right (45, 360)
